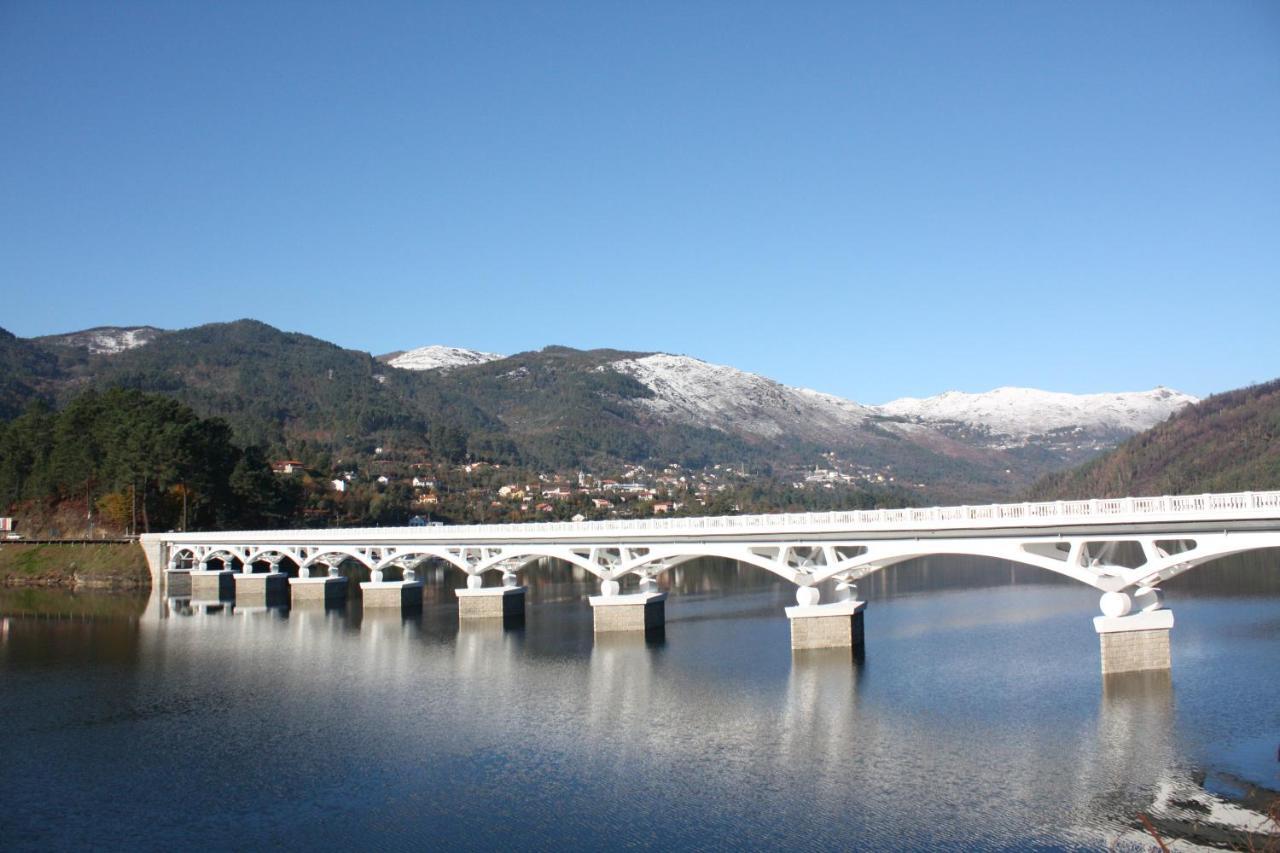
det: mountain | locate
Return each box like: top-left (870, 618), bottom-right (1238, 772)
top-left (1029, 379), bottom-right (1280, 498)
top-left (607, 353), bottom-right (877, 442)
top-left (34, 325), bottom-right (165, 355)
top-left (71, 320), bottom-right (507, 452)
top-left (881, 386), bottom-right (1197, 444)
top-left (1, 322), bottom-right (1201, 501)
top-left (380, 345), bottom-right (504, 372)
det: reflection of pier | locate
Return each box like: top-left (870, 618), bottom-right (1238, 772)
top-left (142, 491), bottom-right (1280, 673)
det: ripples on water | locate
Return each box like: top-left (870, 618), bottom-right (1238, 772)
top-left (1, 554), bottom-right (1277, 851)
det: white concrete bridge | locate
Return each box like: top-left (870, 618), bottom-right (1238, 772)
top-left (141, 490), bottom-right (1280, 673)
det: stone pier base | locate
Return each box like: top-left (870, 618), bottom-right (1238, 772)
top-left (233, 572), bottom-right (289, 606)
top-left (785, 600), bottom-right (866, 650)
top-left (164, 569), bottom-right (192, 597)
top-left (360, 580), bottom-right (424, 610)
top-left (190, 570), bottom-right (235, 602)
top-left (289, 576), bottom-right (349, 605)
top-left (588, 592), bottom-right (667, 632)
top-left (456, 586), bottom-right (527, 619)
top-left (1094, 609), bottom-right (1173, 675)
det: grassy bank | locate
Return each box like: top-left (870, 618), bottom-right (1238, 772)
top-left (0, 543), bottom-right (150, 590)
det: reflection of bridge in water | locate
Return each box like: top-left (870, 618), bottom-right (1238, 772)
top-left (141, 490), bottom-right (1280, 674)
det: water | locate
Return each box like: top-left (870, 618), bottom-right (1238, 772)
top-left (1, 555), bottom-right (1277, 851)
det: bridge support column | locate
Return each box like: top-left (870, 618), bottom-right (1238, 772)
top-left (456, 573), bottom-right (527, 619)
top-left (589, 579), bottom-right (666, 632)
top-left (1094, 609), bottom-right (1173, 675)
top-left (786, 599), bottom-right (866, 651)
top-left (360, 570), bottom-right (424, 610)
top-left (290, 566), bottom-right (348, 606)
top-left (233, 567), bottom-right (289, 607)
top-left (190, 566), bottom-right (235, 602)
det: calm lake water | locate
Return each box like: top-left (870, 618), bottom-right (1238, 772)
top-left (1, 555), bottom-right (1277, 851)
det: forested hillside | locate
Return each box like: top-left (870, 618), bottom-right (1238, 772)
top-left (0, 328), bottom-right (61, 420)
top-left (0, 388), bottom-right (296, 533)
top-left (1029, 379), bottom-right (1280, 498)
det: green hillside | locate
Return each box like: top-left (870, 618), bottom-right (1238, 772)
top-left (0, 328), bottom-right (61, 419)
top-left (1029, 379), bottom-right (1280, 499)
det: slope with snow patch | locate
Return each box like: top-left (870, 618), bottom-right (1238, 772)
top-left (385, 345), bottom-right (504, 372)
top-left (879, 386), bottom-right (1198, 438)
top-left (607, 353), bottom-right (878, 442)
top-left (35, 326), bottom-right (165, 355)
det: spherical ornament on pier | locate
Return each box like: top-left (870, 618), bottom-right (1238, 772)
top-left (467, 574), bottom-right (484, 589)
top-left (601, 579), bottom-right (621, 597)
top-left (795, 586), bottom-right (821, 607)
top-left (1099, 591), bottom-right (1132, 618)
top-left (502, 571), bottom-right (518, 588)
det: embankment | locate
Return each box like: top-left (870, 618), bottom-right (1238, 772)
top-left (0, 543), bottom-right (151, 590)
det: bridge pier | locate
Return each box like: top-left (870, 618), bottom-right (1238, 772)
top-left (190, 565), bottom-right (235, 602)
top-left (289, 565), bottom-right (349, 606)
top-left (785, 583), bottom-right (867, 651)
top-left (589, 579), bottom-right (666, 632)
top-left (1095, 611), bottom-right (1173, 675)
top-left (1093, 589), bottom-right (1172, 675)
top-left (456, 573), bottom-right (527, 619)
top-left (786, 600), bottom-right (866, 651)
top-left (232, 567), bottom-right (289, 607)
top-left (360, 567), bottom-right (423, 611)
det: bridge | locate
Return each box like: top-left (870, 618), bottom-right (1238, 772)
top-left (140, 490), bottom-right (1280, 675)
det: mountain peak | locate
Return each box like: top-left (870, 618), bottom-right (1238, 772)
top-left (607, 352), bottom-right (876, 440)
top-left (383, 345), bottom-right (504, 372)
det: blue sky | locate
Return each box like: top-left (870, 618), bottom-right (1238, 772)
top-left (2, 2), bottom-right (1277, 404)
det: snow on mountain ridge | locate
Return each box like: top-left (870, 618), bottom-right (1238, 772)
top-left (879, 386), bottom-right (1198, 437)
top-left (36, 326), bottom-right (163, 355)
top-left (609, 354), bottom-right (1195, 443)
top-left (607, 353), bottom-right (876, 441)
top-left (387, 345), bottom-right (504, 372)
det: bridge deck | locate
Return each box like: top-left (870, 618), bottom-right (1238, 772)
top-left (145, 491), bottom-right (1280, 546)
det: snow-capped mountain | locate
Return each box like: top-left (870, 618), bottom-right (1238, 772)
top-left (383, 345), bottom-right (504, 372)
top-left (879, 386), bottom-right (1198, 439)
top-left (607, 353), bottom-right (879, 442)
top-left (36, 326), bottom-right (164, 355)
top-left (605, 353), bottom-right (1197, 453)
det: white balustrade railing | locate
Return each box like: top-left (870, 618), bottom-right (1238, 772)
top-left (148, 490), bottom-right (1280, 545)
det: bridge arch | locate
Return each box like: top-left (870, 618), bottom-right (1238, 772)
top-left (200, 548), bottom-right (241, 570)
top-left (243, 548), bottom-right (305, 570)
top-left (300, 549), bottom-right (374, 573)
top-left (466, 546), bottom-right (612, 580)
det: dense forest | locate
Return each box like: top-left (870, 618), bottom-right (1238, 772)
top-left (1029, 379), bottom-right (1280, 499)
top-left (0, 389), bottom-right (297, 533)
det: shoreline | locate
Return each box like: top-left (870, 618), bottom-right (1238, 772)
top-left (0, 542), bottom-right (151, 591)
